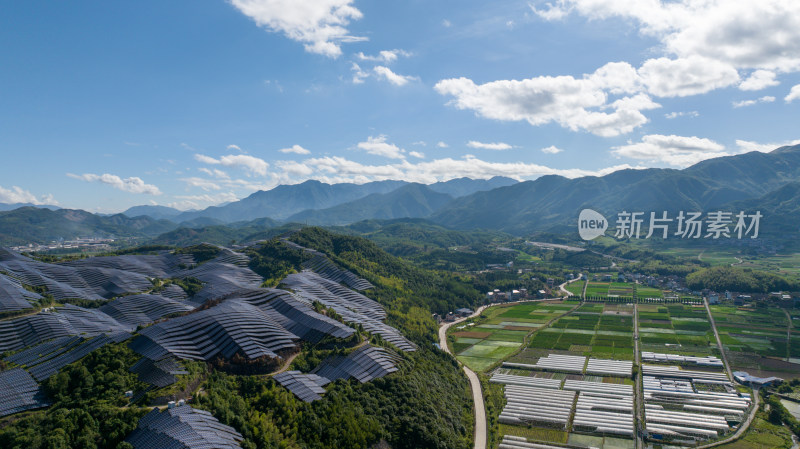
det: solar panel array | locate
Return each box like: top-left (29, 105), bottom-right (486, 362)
top-left (125, 405), bottom-right (243, 449)
top-left (233, 288), bottom-right (355, 343)
top-left (0, 248), bottom-right (190, 302)
top-left (130, 356), bottom-right (188, 388)
top-left (24, 332), bottom-right (131, 381)
top-left (312, 345), bottom-right (401, 384)
top-left (0, 305), bottom-right (131, 353)
top-left (177, 249), bottom-right (263, 306)
top-left (273, 371), bottom-right (327, 402)
top-left (100, 294), bottom-right (194, 328)
top-left (281, 271), bottom-right (415, 351)
top-left (0, 368), bottom-right (50, 417)
top-left (130, 300), bottom-right (299, 362)
top-left (282, 240), bottom-right (374, 291)
top-left (63, 252), bottom-right (193, 278)
top-left (0, 272), bottom-right (39, 313)
top-left (275, 345), bottom-right (401, 402)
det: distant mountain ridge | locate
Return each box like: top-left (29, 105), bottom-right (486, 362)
top-left (123, 176), bottom-right (517, 224)
top-left (287, 183), bottom-right (455, 225)
top-left (0, 207), bottom-right (177, 246)
top-left (3, 145), bottom-right (800, 245)
top-left (429, 144), bottom-right (800, 235)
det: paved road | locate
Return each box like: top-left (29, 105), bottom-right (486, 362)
top-left (704, 297), bottom-right (734, 382)
top-left (439, 306), bottom-right (489, 449)
top-left (694, 297), bottom-right (761, 449)
top-left (696, 387), bottom-right (759, 449)
top-left (633, 304), bottom-right (644, 449)
top-left (559, 275), bottom-right (582, 297)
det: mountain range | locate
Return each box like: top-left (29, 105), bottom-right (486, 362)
top-left (1, 145), bottom-right (799, 245)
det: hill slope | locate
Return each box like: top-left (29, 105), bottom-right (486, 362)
top-left (287, 184), bottom-right (455, 225)
top-left (0, 207), bottom-right (177, 245)
top-left (429, 145), bottom-right (800, 235)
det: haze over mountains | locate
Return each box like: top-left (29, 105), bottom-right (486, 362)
top-left (1, 145), bottom-right (799, 245)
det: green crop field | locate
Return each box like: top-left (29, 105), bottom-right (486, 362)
top-left (637, 303), bottom-right (716, 356)
top-left (449, 301), bottom-right (576, 372)
top-left (710, 305), bottom-right (796, 366)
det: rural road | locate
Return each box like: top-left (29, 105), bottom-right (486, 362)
top-left (704, 297), bottom-right (734, 382)
top-left (559, 274), bottom-right (582, 297)
top-left (694, 297), bottom-right (762, 449)
top-left (439, 306), bottom-right (489, 449)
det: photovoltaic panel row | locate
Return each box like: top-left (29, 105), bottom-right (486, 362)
top-left (312, 345), bottom-right (401, 384)
top-left (27, 331), bottom-right (132, 381)
top-left (0, 248), bottom-right (154, 301)
top-left (281, 240), bottom-right (374, 291)
top-left (0, 368), bottom-right (51, 417)
top-left (0, 272), bottom-right (40, 313)
top-left (0, 305), bottom-right (130, 353)
top-left (273, 371), bottom-right (327, 403)
top-left (125, 405), bottom-right (243, 449)
top-left (232, 288), bottom-right (355, 342)
top-left (63, 252), bottom-right (194, 278)
top-left (130, 300), bottom-right (299, 362)
top-left (130, 356), bottom-right (188, 388)
top-left (99, 294), bottom-right (195, 328)
top-left (281, 272), bottom-right (415, 351)
top-left (4, 335), bottom-right (83, 366)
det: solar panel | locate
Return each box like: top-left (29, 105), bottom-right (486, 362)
top-left (0, 368), bottom-right (51, 417)
top-left (125, 405), bottom-right (244, 449)
top-left (130, 300), bottom-right (299, 362)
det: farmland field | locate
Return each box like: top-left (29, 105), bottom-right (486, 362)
top-left (637, 303), bottom-right (717, 356)
top-left (449, 301), bottom-right (575, 372)
top-left (527, 302), bottom-right (634, 359)
top-left (710, 305), bottom-right (800, 378)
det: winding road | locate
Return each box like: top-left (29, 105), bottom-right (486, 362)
top-left (439, 306), bottom-right (490, 449)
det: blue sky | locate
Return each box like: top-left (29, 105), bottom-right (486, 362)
top-left (1, 0), bottom-right (799, 212)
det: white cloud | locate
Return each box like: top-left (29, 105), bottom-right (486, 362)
top-left (350, 62), bottom-right (369, 84)
top-left (408, 151), bottom-right (425, 159)
top-left (541, 145), bottom-right (563, 154)
top-left (168, 192), bottom-right (240, 210)
top-left (786, 84), bottom-right (800, 103)
top-left (356, 49), bottom-right (411, 63)
top-left (67, 173), bottom-right (162, 195)
top-left (739, 70), bottom-right (780, 91)
top-left (295, 154), bottom-right (639, 183)
top-left (664, 111), bottom-right (699, 119)
top-left (442, 19), bottom-right (452, 27)
top-left (180, 177), bottom-right (222, 191)
top-left (0, 185), bottom-right (57, 205)
top-left (355, 135), bottom-right (406, 159)
top-left (735, 138), bottom-right (800, 153)
top-left (198, 168), bottom-right (230, 179)
top-left (194, 153), bottom-right (269, 176)
top-left (373, 66), bottom-right (418, 86)
top-left (612, 134), bottom-right (727, 167)
top-left (435, 63), bottom-right (661, 137)
top-left (275, 160), bottom-right (315, 176)
top-left (279, 144), bottom-right (311, 155)
top-left (732, 96), bottom-right (775, 108)
top-left (467, 141), bottom-right (513, 151)
top-left (228, 0), bottom-right (365, 58)
top-left (437, 141), bottom-right (449, 148)
top-left (638, 56), bottom-right (740, 98)
top-left (531, 0), bottom-right (800, 73)
top-left (227, 144), bottom-right (243, 152)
